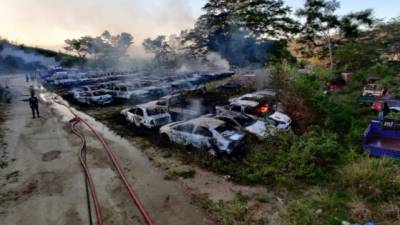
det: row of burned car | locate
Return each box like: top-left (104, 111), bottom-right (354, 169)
top-left (120, 89), bottom-right (292, 155)
top-left (39, 67), bottom-right (234, 105)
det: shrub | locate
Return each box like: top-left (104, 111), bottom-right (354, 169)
top-left (286, 189), bottom-right (351, 225)
top-left (340, 157), bottom-right (400, 202)
top-left (237, 128), bottom-right (343, 185)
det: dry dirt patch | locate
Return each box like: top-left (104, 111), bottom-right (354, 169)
top-left (41, 150), bottom-right (62, 162)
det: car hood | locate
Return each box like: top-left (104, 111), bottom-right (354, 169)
top-left (245, 121), bottom-right (266, 139)
top-left (220, 130), bottom-right (245, 141)
top-left (149, 113), bottom-right (171, 120)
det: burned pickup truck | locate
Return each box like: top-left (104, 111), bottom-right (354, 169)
top-left (160, 117), bottom-right (246, 155)
top-left (121, 101), bottom-right (172, 129)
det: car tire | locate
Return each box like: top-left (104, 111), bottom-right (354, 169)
top-left (159, 134), bottom-right (170, 146)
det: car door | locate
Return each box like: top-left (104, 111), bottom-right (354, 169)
top-left (171, 124), bottom-right (194, 145)
top-left (114, 87), bottom-right (121, 97)
top-left (120, 86), bottom-right (128, 98)
top-left (126, 108), bottom-right (137, 123)
top-left (133, 108), bottom-right (144, 126)
top-left (192, 126), bottom-right (213, 149)
top-left (230, 105), bottom-right (243, 114)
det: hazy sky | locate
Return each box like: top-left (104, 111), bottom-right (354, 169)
top-left (1, 0), bottom-right (399, 50)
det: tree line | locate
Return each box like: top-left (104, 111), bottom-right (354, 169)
top-left (64, 0), bottom-right (399, 71)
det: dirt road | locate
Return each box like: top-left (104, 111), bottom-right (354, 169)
top-left (0, 75), bottom-right (216, 225)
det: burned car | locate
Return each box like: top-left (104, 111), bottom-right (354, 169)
top-left (265, 112), bottom-right (292, 136)
top-left (213, 112), bottom-right (267, 139)
top-left (216, 99), bottom-right (273, 121)
top-left (362, 84), bottom-right (386, 97)
top-left (73, 90), bottom-right (113, 105)
top-left (156, 94), bottom-right (210, 120)
top-left (159, 117), bottom-right (246, 155)
top-left (121, 101), bottom-right (172, 129)
top-left (112, 84), bottom-right (149, 101)
top-left (229, 89), bottom-right (277, 104)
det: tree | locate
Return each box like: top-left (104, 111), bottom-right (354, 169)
top-left (201, 0), bottom-right (297, 38)
top-left (64, 37), bottom-right (92, 60)
top-left (364, 18), bottom-right (400, 61)
top-left (335, 43), bottom-right (379, 71)
top-left (143, 36), bottom-right (172, 64)
top-left (64, 31), bottom-right (134, 68)
top-left (296, 0), bottom-right (374, 70)
top-left (181, 0), bottom-right (298, 65)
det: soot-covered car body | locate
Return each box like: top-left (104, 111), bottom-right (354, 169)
top-left (121, 101), bottom-right (172, 129)
top-left (112, 84), bottom-right (149, 100)
top-left (216, 99), bottom-right (272, 121)
top-left (265, 112), bottom-right (292, 136)
top-left (73, 90), bottom-right (113, 105)
top-left (213, 112), bottom-right (267, 139)
top-left (229, 89), bottom-right (277, 104)
top-left (159, 117), bottom-right (246, 155)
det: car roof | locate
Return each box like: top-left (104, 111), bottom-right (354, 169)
top-left (183, 117), bottom-right (225, 129)
top-left (269, 112), bottom-right (291, 123)
top-left (232, 100), bottom-right (259, 108)
top-left (136, 100), bottom-right (159, 109)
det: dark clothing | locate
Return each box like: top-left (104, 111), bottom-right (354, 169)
top-left (29, 96), bottom-right (40, 118)
top-left (31, 106), bottom-right (39, 118)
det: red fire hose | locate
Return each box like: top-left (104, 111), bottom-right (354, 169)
top-left (70, 118), bottom-right (104, 225)
top-left (70, 113), bottom-right (154, 225)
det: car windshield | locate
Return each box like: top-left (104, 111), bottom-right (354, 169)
top-left (93, 91), bottom-right (107, 96)
top-left (147, 108), bottom-right (166, 116)
top-left (234, 117), bottom-right (254, 126)
top-left (215, 123), bottom-right (236, 133)
top-left (128, 86), bottom-right (139, 91)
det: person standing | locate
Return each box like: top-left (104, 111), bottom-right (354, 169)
top-left (29, 94), bottom-right (40, 119)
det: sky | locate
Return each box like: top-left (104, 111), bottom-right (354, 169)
top-left (0, 0), bottom-right (399, 51)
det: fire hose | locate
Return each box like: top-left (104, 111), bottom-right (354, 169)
top-left (69, 113), bottom-right (154, 225)
top-left (70, 118), bottom-right (103, 225)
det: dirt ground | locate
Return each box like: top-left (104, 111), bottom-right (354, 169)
top-left (0, 74), bottom-right (275, 225)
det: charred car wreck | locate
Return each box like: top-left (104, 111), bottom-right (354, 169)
top-left (160, 117), bottom-right (246, 155)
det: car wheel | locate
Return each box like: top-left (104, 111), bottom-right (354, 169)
top-left (159, 133), bottom-right (170, 146)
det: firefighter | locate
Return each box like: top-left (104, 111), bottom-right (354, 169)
top-left (29, 93), bottom-right (40, 119)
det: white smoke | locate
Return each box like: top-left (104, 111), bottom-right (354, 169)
top-left (206, 52), bottom-right (230, 70)
top-left (1, 46), bottom-right (57, 66)
top-left (176, 52), bottom-right (231, 74)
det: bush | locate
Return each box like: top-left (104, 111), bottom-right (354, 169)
top-left (234, 128), bottom-right (343, 185)
top-left (340, 157), bottom-right (400, 202)
top-left (205, 194), bottom-right (258, 225)
top-left (286, 189), bottom-right (351, 225)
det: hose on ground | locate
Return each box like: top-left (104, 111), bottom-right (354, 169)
top-left (70, 118), bottom-right (104, 225)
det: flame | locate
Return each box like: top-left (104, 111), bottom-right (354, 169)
top-left (259, 105), bottom-right (269, 113)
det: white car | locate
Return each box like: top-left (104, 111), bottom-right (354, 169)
top-left (160, 117), bottom-right (246, 155)
top-left (265, 112), bottom-right (292, 136)
top-left (214, 112), bottom-right (267, 139)
top-left (362, 84), bottom-right (386, 97)
top-left (229, 89), bottom-right (276, 104)
top-left (113, 84), bottom-right (149, 100)
top-left (121, 102), bottom-right (172, 129)
top-left (73, 90), bottom-right (113, 105)
top-left (216, 100), bottom-right (272, 121)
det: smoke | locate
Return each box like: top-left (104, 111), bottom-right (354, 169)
top-left (210, 29), bottom-right (274, 67)
top-left (206, 52), bottom-right (230, 70)
top-left (176, 52), bottom-right (230, 74)
top-left (0, 0), bottom-right (202, 50)
top-left (1, 46), bottom-right (56, 66)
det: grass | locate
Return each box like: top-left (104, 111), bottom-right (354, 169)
top-left (340, 157), bottom-right (400, 203)
top-left (202, 194), bottom-right (262, 225)
top-left (171, 166), bottom-right (196, 179)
